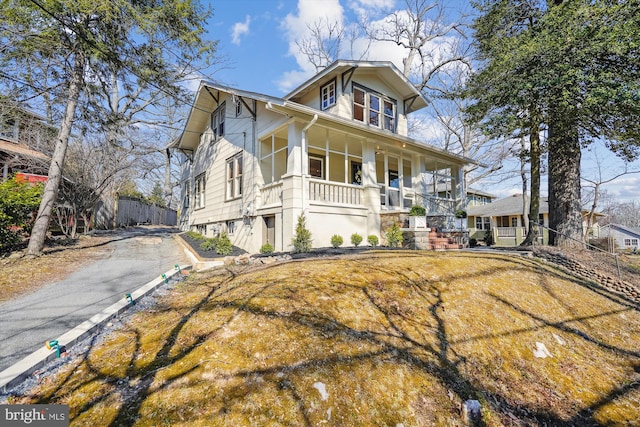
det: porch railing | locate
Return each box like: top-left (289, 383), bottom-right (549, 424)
top-left (260, 181), bottom-right (283, 207)
top-left (496, 227), bottom-right (525, 238)
top-left (414, 193), bottom-right (457, 215)
top-left (309, 179), bottom-right (364, 206)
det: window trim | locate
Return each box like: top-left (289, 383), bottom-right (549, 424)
top-left (194, 173), bottom-right (206, 210)
top-left (235, 97), bottom-right (242, 117)
top-left (475, 216), bottom-right (491, 231)
top-left (320, 78), bottom-right (337, 110)
top-left (226, 153), bottom-right (243, 201)
top-left (309, 155), bottom-right (325, 179)
top-left (352, 83), bottom-right (397, 132)
top-left (211, 102), bottom-right (226, 140)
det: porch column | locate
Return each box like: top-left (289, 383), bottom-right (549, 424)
top-left (362, 141), bottom-right (381, 239)
top-left (453, 165), bottom-right (466, 210)
top-left (281, 121), bottom-right (305, 252)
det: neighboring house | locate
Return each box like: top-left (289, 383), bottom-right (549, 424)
top-left (600, 224), bottom-right (640, 251)
top-left (174, 60), bottom-right (476, 253)
top-left (0, 105), bottom-right (51, 180)
top-left (467, 194), bottom-right (601, 246)
top-left (465, 187), bottom-right (496, 208)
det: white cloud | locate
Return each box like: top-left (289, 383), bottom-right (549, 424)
top-left (276, 0), bottom-right (345, 91)
top-left (231, 15), bottom-right (251, 45)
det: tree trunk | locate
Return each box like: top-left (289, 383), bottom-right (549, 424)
top-left (548, 120), bottom-right (583, 247)
top-left (522, 119), bottom-right (541, 246)
top-left (164, 148), bottom-right (173, 206)
top-left (584, 182), bottom-right (600, 240)
top-left (27, 54), bottom-right (85, 256)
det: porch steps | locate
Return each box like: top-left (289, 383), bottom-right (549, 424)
top-left (428, 230), bottom-right (463, 251)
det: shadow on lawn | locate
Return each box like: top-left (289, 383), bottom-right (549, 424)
top-left (27, 253), bottom-right (640, 426)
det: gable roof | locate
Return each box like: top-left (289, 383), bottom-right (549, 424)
top-left (601, 223), bottom-right (640, 239)
top-left (284, 60), bottom-right (429, 114)
top-left (175, 81), bottom-right (479, 168)
top-left (467, 194), bottom-right (548, 217)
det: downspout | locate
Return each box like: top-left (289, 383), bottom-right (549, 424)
top-left (301, 114), bottom-right (318, 213)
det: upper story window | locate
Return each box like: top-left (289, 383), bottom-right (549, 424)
top-left (320, 79), bottom-right (336, 110)
top-left (211, 102), bottom-right (226, 140)
top-left (352, 84), bottom-right (396, 132)
top-left (226, 153), bottom-right (243, 200)
top-left (235, 97), bottom-right (242, 117)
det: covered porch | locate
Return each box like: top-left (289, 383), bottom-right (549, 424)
top-left (255, 117), bottom-right (468, 250)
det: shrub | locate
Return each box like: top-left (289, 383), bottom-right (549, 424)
top-left (260, 242), bottom-right (274, 254)
top-left (455, 209), bottom-right (468, 218)
top-left (292, 213), bottom-right (312, 253)
top-left (367, 234), bottom-right (379, 247)
top-left (385, 222), bottom-right (403, 248)
top-left (215, 231), bottom-right (233, 255)
top-left (331, 234), bottom-right (343, 248)
top-left (409, 205), bottom-right (426, 216)
top-left (483, 228), bottom-right (494, 247)
top-left (200, 237), bottom-right (218, 251)
top-left (186, 230), bottom-right (207, 241)
top-left (469, 238), bottom-right (478, 248)
top-left (0, 176), bottom-right (42, 250)
top-left (351, 233), bottom-right (363, 247)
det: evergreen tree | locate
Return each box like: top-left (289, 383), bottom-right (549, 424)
top-left (467, 0), bottom-right (640, 247)
top-left (0, 0), bottom-right (217, 255)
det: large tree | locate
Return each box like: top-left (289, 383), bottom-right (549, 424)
top-left (467, 0), bottom-right (640, 247)
top-left (0, 0), bottom-right (216, 255)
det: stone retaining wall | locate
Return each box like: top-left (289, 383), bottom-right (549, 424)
top-left (534, 250), bottom-right (640, 304)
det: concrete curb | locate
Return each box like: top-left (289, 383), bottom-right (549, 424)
top-left (0, 265), bottom-right (191, 394)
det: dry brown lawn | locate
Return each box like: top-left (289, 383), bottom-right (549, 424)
top-left (7, 251), bottom-right (640, 426)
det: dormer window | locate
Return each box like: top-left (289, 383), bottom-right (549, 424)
top-left (320, 79), bottom-right (336, 110)
top-left (352, 84), bottom-right (396, 132)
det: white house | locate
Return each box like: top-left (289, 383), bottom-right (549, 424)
top-left (173, 60), bottom-right (476, 253)
top-left (468, 194), bottom-right (603, 246)
top-left (601, 224), bottom-right (640, 251)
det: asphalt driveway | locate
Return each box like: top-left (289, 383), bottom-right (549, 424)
top-left (0, 226), bottom-right (189, 372)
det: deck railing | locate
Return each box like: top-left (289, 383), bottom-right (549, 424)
top-left (309, 179), bottom-right (364, 206)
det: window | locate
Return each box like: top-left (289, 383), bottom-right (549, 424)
top-left (475, 217), bottom-right (491, 230)
top-left (227, 220), bottom-right (236, 235)
top-left (211, 102), bottom-right (226, 139)
top-left (352, 84), bottom-right (396, 131)
top-left (351, 162), bottom-right (362, 185)
top-left (320, 79), bottom-right (336, 110)
top-left (194, 174), bottom-right (206, 209)
top-left (235, 98), bottom-right (242, 117)
top-left (383, 100), bottom-right (395, 131)
top-left (226, 154), bottom-right (243, 200)
top-left (624, 238), bottom-right (638, 247)
top-left (183, 182), bottom-right (190, 208)
top-left (309, 155), bottom-right (324, 178)
top-left (511, 217), bottom-right (518, 227)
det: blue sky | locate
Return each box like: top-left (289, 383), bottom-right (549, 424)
top-left (198, 0), bottom-right (640, 205)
